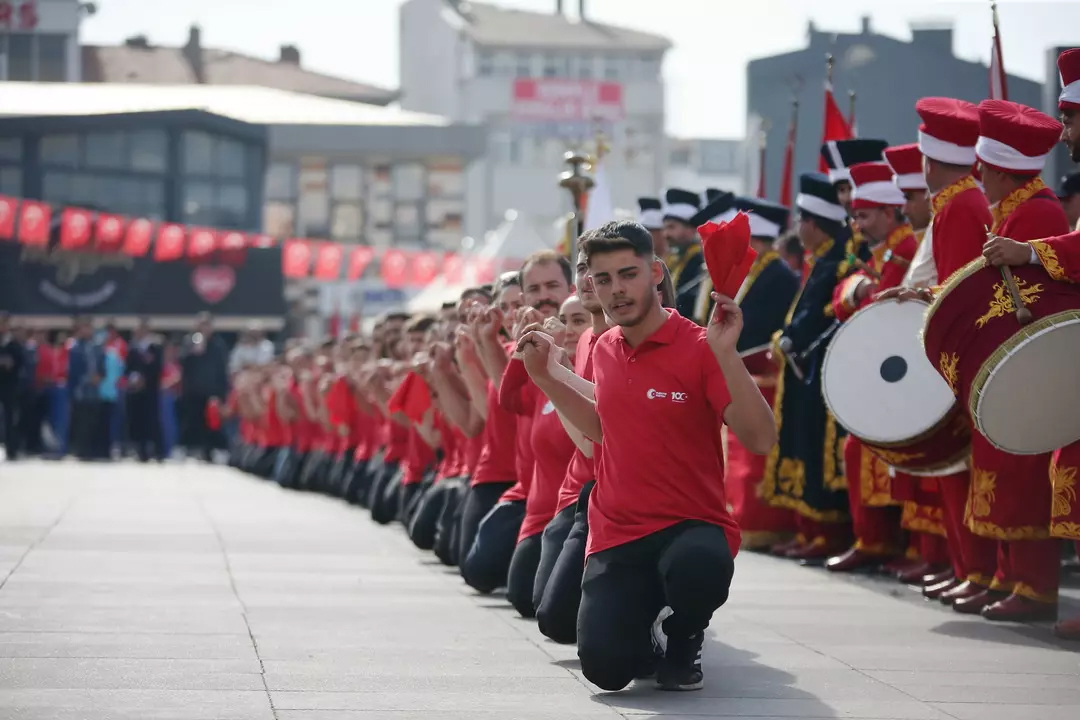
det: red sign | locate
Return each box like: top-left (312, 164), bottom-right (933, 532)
top-left (282, 239), bottom-right (313, 278)
top-left (155, 224), bottom-right (187, 261)
top-left (94, 214), bottom-right (126, 253)
top-left (346, 246), bottom-right (375, 281)
top-left (122, 219), bottom-right (154, 256)
top-left (0, 1), bottom-right (38, 30)
top-left (510, 79), bottom-right (624, 122)
top-left (0, 196), bottom-right (16, 239)
top-left (191, 265), bottom-right (237, 304)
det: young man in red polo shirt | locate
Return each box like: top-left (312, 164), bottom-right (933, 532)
top-left (519, 220), bottom-right (776, 692)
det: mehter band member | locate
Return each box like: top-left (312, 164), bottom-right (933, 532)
top-left (762, 173), bottom-right (851, 563)
top-left (518, 220), bottom-right (775, 692)
top-left (662, 187), bottom-right (705, 320)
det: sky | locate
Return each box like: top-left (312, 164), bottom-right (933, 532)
top-left (80, 0), bottom-right (1080, 139)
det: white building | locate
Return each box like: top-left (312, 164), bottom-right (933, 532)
top-left (399, 0), bottom-right (671, 236)
top-left (665, 137), bottom-right (749, 198)
top-left (0, 0), bottom-right (85, 82)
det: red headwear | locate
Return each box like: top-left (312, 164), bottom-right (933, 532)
top-left (883, 143), bottom-right (926, 191)
top-left (976, 100), bottom-right (1062, 176)
top-left (915, 97), bottom-right (979, 166)
top-left (1058, 48), bottom-right (1080, 112)
top-left (849, 162), bottom-right (907, 209)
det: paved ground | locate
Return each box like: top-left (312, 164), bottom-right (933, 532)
top-left (0, 461), bottom-right (1078, 720)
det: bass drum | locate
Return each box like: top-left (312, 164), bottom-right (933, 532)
top-left (823, 298), bottom-right (970, 474)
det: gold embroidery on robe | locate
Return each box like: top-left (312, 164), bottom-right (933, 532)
top-left (975, 277), bottom-right (1043, 328)
top-left (1030, 240), bottom-right (1066, 282)
top-left (970, 467), bottom-right (996, 518)
top-left (990, 177), bottom-right (1048, 233)
top-left (1051, 464), bottom-right (1077, 518)
top-left (931, 176), bottom-right (979, 216)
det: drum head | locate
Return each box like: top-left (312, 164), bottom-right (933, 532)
top-left (823, 299), bottom-right (955, 445)
top-left (973, 316), bottom-right (1080, 454)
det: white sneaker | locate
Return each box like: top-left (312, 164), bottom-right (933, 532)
top-left (651, 605), bottom-right (673, 655)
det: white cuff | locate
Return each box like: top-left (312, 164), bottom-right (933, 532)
top-left (1030, 244), bottom-right (1039, 265)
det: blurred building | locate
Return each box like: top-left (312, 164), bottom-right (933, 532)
top-left (665, 138), bottom-right (748, 197)
top-left (747, 17), bottom-right (1043, 198)
top-left (81, 26), bottom-right (398, 106)
top-left (0, 0), bottom-right (86, 82)
top-left (0, 83), bottom-right (486, 331)
top-left (399, 0), bottom-right (671, 233)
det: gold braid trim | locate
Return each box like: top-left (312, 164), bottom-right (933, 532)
top-left (990, 176), bottom-right (1048, 234)
top-left (1030, 240), bottom-right (1068, 282)
top-left (930, 175), bottom-right (979, 216)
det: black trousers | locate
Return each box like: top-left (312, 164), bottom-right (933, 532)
top-left (462, 499), bottom-right (525, 594)
top-left (0, 392), bottom-right (18, 459)
top-left (341, 455), bottom-right (373, 505)
top-left (19, 390), bottom-right (45, 455)
top-left (179, 392), bottom-right (223, 460)
top-left (433, 477), bottom-right (467, 566)
top-left (300, 450), bottom-right (331, 491)
top-left (253, 446), bottom-right (281, 479)
top-left (127, 391), bottom-right (163, 461)
top-left (456, 481), bottom-right (514, 573)
top-left (369, 463), bottom-right (403, 525)
top-left (397, 478), bottom-right (426, 525)
top-left (326, 448), bottom-right (356, 496)
top-left (407, 476), bottom-right (447, 550)
top-left (577, 521), bottom-right (735, 692)
top-left (537, 480), bottom-right (595, 644)
top-left (274, 448), bottom-right (305, 488)
top-left (507, 532), bottom-right (544, 618)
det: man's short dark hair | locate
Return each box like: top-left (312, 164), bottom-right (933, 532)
top-left (440, 301), bottom-right (457, 311)
top-left (406, 315), bottom-right (437, 334)
top-left (579, 221), bottom-right (655, 265)
top-left (520, 249), bottom-right (572, 286)
top-left (385, 312), bottom-right (410, 323)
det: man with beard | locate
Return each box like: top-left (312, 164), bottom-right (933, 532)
top-left (464, 251), bottom-right (574, 597)
top-left (761, 174), bottom-right (852, 563)
top-left (661, 187), bottom-right (704, 320)
top-left (518, 219), bottom-right (774, 692)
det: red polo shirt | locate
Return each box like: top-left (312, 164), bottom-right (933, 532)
top-left (588, 310), bottom-right (739, 557)
top-left (471, 379), bottom-right (519, 486)
top-left (383, 416), bottom-right (410, 464)
top-left (434, 415), bottom-right (460, 481)
top-left (401, 426), bottom-right (435, 485)
top-left (556, 327), bottom-right (600, 513)
top-left (262, 388), bottom-right (291, 448)
top-left (288, 383), bottom-right (316, 453)
top-left (500, 359), bottom-right (576, 540)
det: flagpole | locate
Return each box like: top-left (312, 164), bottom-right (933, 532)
top-left (990, 0), bottom-right (1008, 101)
top-left (780, 96), bottom-right (798, 212)
top-left (826, 53), bottom-right (834, 84)
top-left (757, 118), bottom-right (770, 199)
top-left (848, 90), bottom-right (857, 137)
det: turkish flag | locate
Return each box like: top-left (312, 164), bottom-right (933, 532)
top-left (413, 251), bottom-right (441, 286)
top-left (94, 214), bottom-right (126, 252)
top-left (381, 249), bottom-right (410, 288)
top-left (59, 208), bottom-right (94, 250)
top-left (0, 196), bottom-right (17, 240)
top-left (818, 85), bottom-right (853, 173)
top-left (218, 231), bottom-right (248, 266)
top-left (187, 228), bottom-right (218, 261)
top-left (154, 223), bottom-right (187, 261)
top-left (17, 201), bottom-right (51, 246)
top-left (347, 245), bottom-right (375, 280)
top-left (314, 242), bottom-right (344, 280)
top-left (443, 252), bottom-right (464, 285)
top-left (122, 218), bottom-right (154, 256)
top-left (282, 239), bottom-right (313, 278)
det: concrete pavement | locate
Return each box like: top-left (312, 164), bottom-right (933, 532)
top-left (0, 459), bottom-right (1078, 720)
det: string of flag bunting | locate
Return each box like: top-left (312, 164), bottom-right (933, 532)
top-left (0, 195), bottom-right (511, 289)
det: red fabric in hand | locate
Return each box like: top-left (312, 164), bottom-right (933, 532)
top-left (697, 212), bottom-right (758, 299)
top-left (387, 372), bottom-right (432, 424)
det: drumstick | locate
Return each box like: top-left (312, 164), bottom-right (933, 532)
top-left (738, 343), bottom-right (773, 359)
top-left (1000, 265), bottom-right (1033, 325)
top-left (985, 225), bottom-right (1032, 326)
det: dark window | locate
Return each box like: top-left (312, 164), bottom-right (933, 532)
top-left (40, 135), bottom-right (79, 167)
top-left (218, 184), bottom-right (249, 228)
top-left (183, 181), bottom-right (215, 225)
top-left (129, 130), bottom-right (167, 172)
top-left (6, 34), bottom-right (33, 81)
top-left (217, 138), bottom-right (246, 179)
top-left (83, 132), bottom-right (126, 169)
top-left (182, 131), bottom-right (215, 175)
top-left (38, 34), bottom-right (67, 82)
top-left (0, 167), bottom-right (21, 195)
top-left (0, 138), bottom-right (21, 162)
